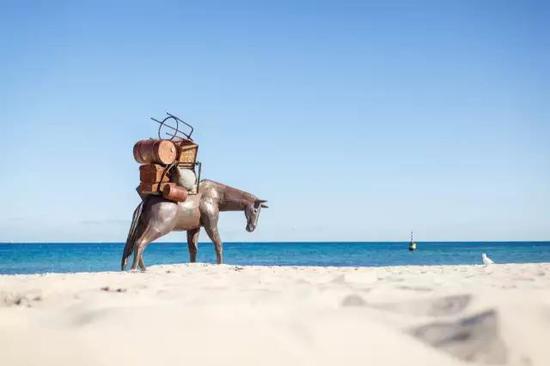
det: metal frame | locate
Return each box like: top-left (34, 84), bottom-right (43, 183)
top-left (151, 112), bottom-right (195, 141)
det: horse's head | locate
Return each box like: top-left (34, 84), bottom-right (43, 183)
top-left (245, 199), bottom-right (268, 232)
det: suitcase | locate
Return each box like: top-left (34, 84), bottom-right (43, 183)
top-left (139, 164), bottom-right (171, 183)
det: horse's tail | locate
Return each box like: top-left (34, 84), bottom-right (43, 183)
top-left (121, 200), bottom-right (144, 271)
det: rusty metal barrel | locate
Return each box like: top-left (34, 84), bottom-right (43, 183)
top-left (162, 183), bottom-right (188, 202)
top-left (133, 139), bottom-right (177, 165)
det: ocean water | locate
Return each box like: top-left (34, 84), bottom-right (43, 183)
top-left (1, 242), bottom-right (550, 275)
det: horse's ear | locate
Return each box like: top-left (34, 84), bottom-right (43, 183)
top-left (256, 199), bottom-right (268, 208)
top-left (255, 199), bottom-right (268, 208)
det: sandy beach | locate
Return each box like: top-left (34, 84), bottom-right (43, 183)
top-left (1, 263), bottom-right (549, 366)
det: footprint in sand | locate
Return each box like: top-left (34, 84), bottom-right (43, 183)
top-left (397, 285), bottom-right (433, 292)
top-left (410, 309), bottom-right (507, 364)
top-left (100, 286), bottom-right (127, 293)
top-left (341, 294), bottom-right (472, 318)
top-left (387, 294), bottom-right (472, 317)
top-left (341, 294), bottom-right (367, 307)
top-left (330, 274), bottom-right (347, 284)
top-left (0, 291), bottom-right (43, 307)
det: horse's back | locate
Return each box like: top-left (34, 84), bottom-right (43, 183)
top-left (143, 194), bottom-right (202, 231)
top-left (141, 180), bottom-right (223, 232)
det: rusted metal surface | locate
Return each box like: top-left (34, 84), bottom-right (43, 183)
top-left (162, 183), bottom-right (188, 202)
top-left (174, 140), bottom-right (199, 165)
top-left (139, 164), bottom-right (170, 183)
top-left (121, 180), bottom-right (268, 271)
top-left (139, 181), bottom-right (170, 195)
top-left (126, 113), bottom-right (260, 271)
top-left (133, 139), bottom-right (177, 165)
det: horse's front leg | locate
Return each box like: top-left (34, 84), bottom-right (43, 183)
top-left (200, 203), bottom-right (223, 264)
top-left (202, 216), bottom-right (223, 264)
top-left (186, 228), bottom-right (200, 263)
top-left (205, 226), bottom-right (223, 264)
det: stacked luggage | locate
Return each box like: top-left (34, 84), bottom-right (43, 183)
top-left (133, 113), bottom-right (201, 202)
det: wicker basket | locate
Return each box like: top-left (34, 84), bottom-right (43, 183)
top-left (175, 140), bottom-right (198, 164)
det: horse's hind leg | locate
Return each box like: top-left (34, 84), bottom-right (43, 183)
top-left (138, 257), bottom-right (146, 271)
top-left (131, 225), bottom-right (167, 271)
top-left (186, 228), bottom-right (200, 263)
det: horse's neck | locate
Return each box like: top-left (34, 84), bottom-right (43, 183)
top-left (218, 185), bottom-right (255, 211)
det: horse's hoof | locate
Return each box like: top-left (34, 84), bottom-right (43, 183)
top-left (121, 258), bottom-right (129, 271)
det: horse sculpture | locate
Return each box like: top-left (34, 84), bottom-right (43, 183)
top-left (121, 180), bottom-right (268, 271)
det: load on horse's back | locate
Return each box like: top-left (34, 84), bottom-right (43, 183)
top-left (122, 114), bottom-right (268, 271)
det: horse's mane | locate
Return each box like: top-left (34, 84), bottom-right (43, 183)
top-left (200, 179), bottom-right (257, 205)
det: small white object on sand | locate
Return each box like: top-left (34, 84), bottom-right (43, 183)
top-left (482, 253), bottom-right (495, 265)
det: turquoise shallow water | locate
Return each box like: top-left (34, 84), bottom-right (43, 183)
top-left (1, 242), bottom-right (550, 275)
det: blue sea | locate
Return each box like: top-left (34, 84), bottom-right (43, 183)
top-left (1, 242), bottom-right (550, 275)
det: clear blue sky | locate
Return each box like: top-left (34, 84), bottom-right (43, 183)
top-left (1, 0), bottom-right (548, 242)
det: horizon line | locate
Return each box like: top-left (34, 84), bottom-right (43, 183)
top-left (1, 240), bottom-right (549, 244)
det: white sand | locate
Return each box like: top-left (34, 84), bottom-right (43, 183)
top-left (1, 263), bottom-right (549, 366)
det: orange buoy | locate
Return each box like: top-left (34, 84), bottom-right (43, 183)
top-left (162, 183), bottom-right (188, 202)
top-left (133, 139), bottom-right (177, 165)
